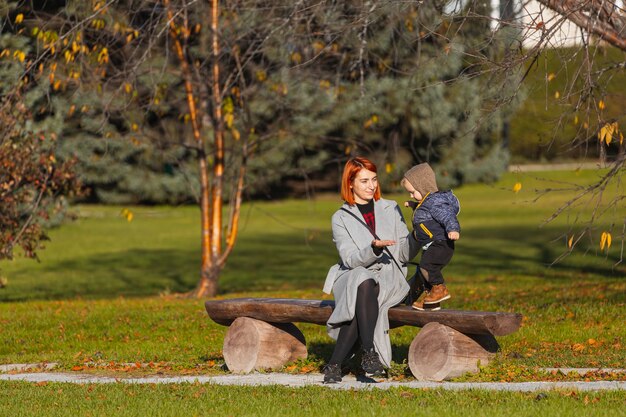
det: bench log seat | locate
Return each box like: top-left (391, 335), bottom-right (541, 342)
top-left (205, 298), bottom-right (522, 381)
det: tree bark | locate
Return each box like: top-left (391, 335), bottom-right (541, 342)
top-left (408, 322), bottom-right (498, 381)
top-left (223, 317), bottom-right (307, 373)
top-left (210, 0), bottom-right (224, 264)
top-left (164, 0), bottom-right (217, 298)
top-left (191, 264), bottom-right (220, 298)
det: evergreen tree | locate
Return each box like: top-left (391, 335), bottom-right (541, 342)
top-left (269, 0), bottom-right (521, 190)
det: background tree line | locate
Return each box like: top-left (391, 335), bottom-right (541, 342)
top-left (1, 0), bottom-right (521, 205)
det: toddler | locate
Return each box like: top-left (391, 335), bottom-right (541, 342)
top-left (402, 163), bottom-right (460, 310)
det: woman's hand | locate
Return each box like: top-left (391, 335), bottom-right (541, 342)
top-left (448, 231), bottom-right (460, 241)
top-left (371, 239), bottom-right (396, 248)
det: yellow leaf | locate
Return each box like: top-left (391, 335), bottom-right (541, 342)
top-left (120, 209), bottom-right (133, 222)
top-left (513, 182), bottom-right (522, 193)
top-left (606, 232), bottom-right (612, 249)
top-left (598, 125), bottom-right (607, 143)
top-left (131, 123), bottom-right (138, 132)
top-left (547, 73), bottom-right (555, 81)
top-left (385, 163), bottom-right (393, 174)
top-left (224, 113), bottom-right (234, 129)
top-left (568, 235), bottom-right (573, 249)
top-left (554, 91), bottom-right (560, 99)
top-left (319, 79), bottom-right (331, 89)
top-left (291, 52), bottom-right (302, 64)
top-left (573, 115), bottom-right (579, 125)
top-left (312, 41), bottom-right (325, 53)
top-left (344, 145), bottom-right (352, 155)
top-left (97, 47), bottom-right (108, 64)
top-left (15, 13), bottom-right (24, 24)
top-left (68, 104), bottom-right (76, 117)
top-left (598, 100), bottom-right (605, 110)
top-left (231, 128), bottom-right (240, 141)
top-left (255, 70), bottom-right (266, 82)
top-left (598, 122), bottom-right (617, 145)
top-left (223, 97), bottom-right (234, 114)
top-left (600, 232), bottom-right (607, 251)
top-left (124, 83), bottom-right (132, 94)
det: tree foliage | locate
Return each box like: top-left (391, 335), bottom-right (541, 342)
top-left (0, 95), bottom-right (81, 263)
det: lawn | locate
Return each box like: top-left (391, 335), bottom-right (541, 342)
top-left (1, 382), bottom-right (624, 417)
top-left (1, 169), bottom-right (625, 415)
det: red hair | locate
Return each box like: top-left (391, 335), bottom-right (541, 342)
top-left (340, 156), bottom-right (382, 205)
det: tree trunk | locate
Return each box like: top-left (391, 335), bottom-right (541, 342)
top-left (222, 317), bottom-right (307, 373)
top-left (190, 263), bottom-right (220, 298)
top-left (164, 0), bottom-right (218, 299)
top-left (408, 322), bottom-right (498, 381)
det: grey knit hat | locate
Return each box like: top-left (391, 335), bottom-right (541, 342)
top-left (403, 163), bottom-right (438, 196)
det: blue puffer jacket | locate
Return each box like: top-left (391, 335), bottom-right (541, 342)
top-left (411, 190), bottom-right (460, 247)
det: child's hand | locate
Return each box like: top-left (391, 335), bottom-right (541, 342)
top-left (404, 201), bottom-right (418, 210)
top-left (448, 231), bottom-right (460, 241)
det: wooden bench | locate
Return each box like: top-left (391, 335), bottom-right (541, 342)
top-left (205, 298), bottom-right (522, 381)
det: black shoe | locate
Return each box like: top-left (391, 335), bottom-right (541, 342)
top-left (361, 349), bottom-right (385, 378)
top-left (323, 363), bottom-right (342, 384)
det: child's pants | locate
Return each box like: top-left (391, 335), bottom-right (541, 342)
top-left (419, 239), bottom-right (455, 286)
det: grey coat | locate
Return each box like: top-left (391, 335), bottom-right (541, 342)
top-left (323, 198), bottom-right (419, 367)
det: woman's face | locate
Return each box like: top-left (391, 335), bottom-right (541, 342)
top-left (351, 168), bottom-right (378, 204)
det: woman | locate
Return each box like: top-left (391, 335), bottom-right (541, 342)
top-left (322, 157), bottom-right (418, 383)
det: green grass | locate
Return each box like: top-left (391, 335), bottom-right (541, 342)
top-left (0, 169), bottom-right (625, 413)
top-left (1, 382), bottom-right (624, 417)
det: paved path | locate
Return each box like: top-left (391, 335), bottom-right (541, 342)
top-left (2, 372), bottom-right (625, 391)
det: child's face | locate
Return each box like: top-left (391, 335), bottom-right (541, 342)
top-left (403, 181), bottom-right (423, 201)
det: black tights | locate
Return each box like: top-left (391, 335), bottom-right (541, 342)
top-left (329, 279), bottom-right (379, 365)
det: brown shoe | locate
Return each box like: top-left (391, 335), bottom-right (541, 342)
top-left (412, 298), bottom-right (441, 311)
top-left (423, 284), bottom-right (450, 304)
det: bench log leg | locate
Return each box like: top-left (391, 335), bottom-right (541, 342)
top-left (223, 317), bottom-right (307, 373)
top-left (408, 322), bottom-right (499, 381)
